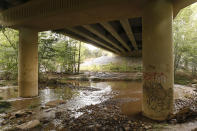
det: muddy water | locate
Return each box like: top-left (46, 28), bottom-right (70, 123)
top-left (1, 81), bottom-right (197, 130)
top-left (0, 82), bottom-right (196, 116)
top-left (0, 81), bottom-right (142, 116)
top-left (0, 81), bottom-right (143, 130)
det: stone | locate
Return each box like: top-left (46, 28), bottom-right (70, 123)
top-left (177, 107), bottom-right (191, 115)
top-left (128, 121), bottom-right (132, 124)
top-left (12, 110), bottom-right (33, 118)
top-left (55, 112), bottom-right (62, 119)
top-left (45, 100), bottom-right (66, 107)
top-left (192, 84), bottom-right (197, 88)
top-left (124, 126), bottom-right (130, 131)
top-left (2, 120), bottom-right (8, 125)
top-left (41, 106), bottom-right (50, 110)
top-left (40, 117), bottom-right (51, 124)
top-left (169, 119), bottom-right (177, 124)
top-left (192, 79), bottom-right (197, 84)
top-left (45, 108), bottom-right (53, 112)
top-left (14, 110), bottom-right (26, 118)
top-left (16, 120), bottom-right (40, 130)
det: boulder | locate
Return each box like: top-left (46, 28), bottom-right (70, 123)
top-left (13, 110), bottom-right (32, 118)
top-left (16, 120), bottom-right (40, 130)
top-left (45, 100), bottom-right (65, 107)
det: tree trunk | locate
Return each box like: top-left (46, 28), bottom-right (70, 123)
top-left (77, 42), bottom-right (81, 73)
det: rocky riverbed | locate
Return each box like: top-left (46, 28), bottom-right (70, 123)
top-left (1, 92), bottom-right (197, 130)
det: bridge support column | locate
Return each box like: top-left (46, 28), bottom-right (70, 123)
top-left (142, 0), bottom-right (174, 120)
top-left (18, 28), bottom-right (38, 97)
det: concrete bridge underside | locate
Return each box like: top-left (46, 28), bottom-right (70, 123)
top-left (0, 0), bottom-right (197, 121)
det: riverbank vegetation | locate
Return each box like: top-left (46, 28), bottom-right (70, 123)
top-left (0, 28), bottom-right (108, 81)
top-left (173, 4), bottom-right (197, 85)
top-left (81, 63), bottom-right (142, 73)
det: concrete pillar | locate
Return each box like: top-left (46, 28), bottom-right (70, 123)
top-left (18, 28), bottom-right (38, 97)
top-left (142, 0), bottom-right (174, 121)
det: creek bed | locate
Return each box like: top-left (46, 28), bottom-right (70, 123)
top-left (0, 80), bottom-right (197, 130)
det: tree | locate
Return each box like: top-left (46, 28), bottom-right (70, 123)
top-left (0, 27), bottom-right (18, 80)
top-left (173, 3), bottom-right (197, 75)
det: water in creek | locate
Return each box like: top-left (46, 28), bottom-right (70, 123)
top-left (1, 81), bottom-right (197, 130)
top-left (0, 82), bottom-right (195, 116)
top-left (0, 81), bottom-right (142, 116)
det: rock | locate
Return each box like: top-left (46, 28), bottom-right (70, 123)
top-left (192, 84), bottom-right (197, 87)
top-left (177, 107), bottom-right (191, 115)
top-left (17, 120), bottom-right (24, 125)
top-left (169, 119), bottom-right (177, 124)
top-left (128, 121), bottom-right (132, 124)
top-left (25, 110), bottom-right (33, 115)
top-left (13, 110), bottom-right (32, 118)
top-left (44, 108), bottom-right (55, 113)
top-left (16, 120), bottom-right (40, 130)
top-left (14, 110), bottom-right (26, 118)
top-left (88, 125), bottom-right (94, 128)
top-left (45, 100), bottom-right (66, 107)
top-left (192, 79), bottom-right (197, 84)
top-left (40, 117), bottom-right (51, 124)
top-left (95, 124), bottom-right (101, 128)
top-left (9, 115), bottom-right (16, 120)
top-left (172, 107), bottom-right (197, 122)
top-left (41, 106), bottom-right (50, 110)
top-left (2, 120), bottom-right (8, 125)
top-left (124, 126), bottom-right (130, 131)
top-left (55, 112), bottom-right (62, 119)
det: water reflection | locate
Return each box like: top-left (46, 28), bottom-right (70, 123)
top-left (0, 86), bottom-right (18, 100)
top-left (40, 87), bottom-right (76, 105)
top-left (0, 81), bottom-right (143, 116)
top-left (110, 82), bottom-right (142, 116)
top-left (63, 83), bottom-right (112, 111)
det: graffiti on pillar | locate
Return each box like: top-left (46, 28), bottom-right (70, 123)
top-left (143, 82), bottom-right (173, 112)
top-left (143, 72), bottom-right (167, 84)
top-left (143, 72), bottom-right (172, 113)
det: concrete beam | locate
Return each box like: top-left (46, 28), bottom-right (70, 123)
top-left (100, 22), bottom-right (132, 52)
top-left (66, 27), bottom-right (121, 54)
top-left (82, 25), bottom-right (125, 53)
top-left (55, 29), bottom-right (117, 54)
top-left (120, 19), bottom-right (138, 51)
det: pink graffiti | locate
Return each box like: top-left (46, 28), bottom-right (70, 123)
top-left (143, 72), bottom-right (167, 83)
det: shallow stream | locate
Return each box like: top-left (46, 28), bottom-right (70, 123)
top-left (0, 81), bottom-right (197, 130)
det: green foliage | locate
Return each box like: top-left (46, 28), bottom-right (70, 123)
top-left (0, 29), bottom-right (85, 81)
top-left (0, 27), bottom-right (18, 80)
top-left (38, 31), bottom-right (58, 73)
top-left (81, 63), bottom-right (142, 73)
top-left (173, 3), bottom-right (197, 76)
top-left (174, 71), bottom-right (192, 85)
